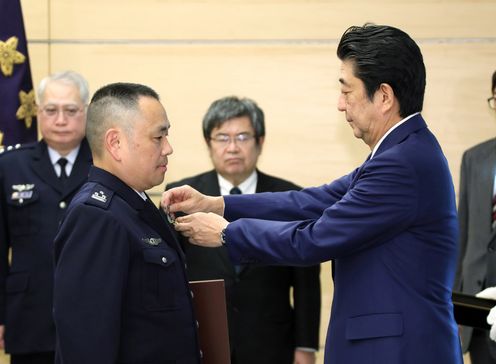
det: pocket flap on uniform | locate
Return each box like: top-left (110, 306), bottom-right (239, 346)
top-left (6, 272), bottom-right (30, 293)
top-left (345, 312), bottom-right (403, 340)
top-left (142, 248), bottom-right (176, 268)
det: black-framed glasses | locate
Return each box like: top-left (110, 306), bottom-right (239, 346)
top-left (488, 96), bottom-right (496, 110)
top-left (210, 133), bottom-right (255, 146)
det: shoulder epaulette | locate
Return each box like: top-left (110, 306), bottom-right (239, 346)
top-left (0, 143), bottom-right (25, 156)
top-left (85, 185), bottom-right (114, 209)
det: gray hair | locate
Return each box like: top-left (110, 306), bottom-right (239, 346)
top-left (37, 70), bottom-right (90, 105)
top-left (202, 96), bottom-right (265, 145)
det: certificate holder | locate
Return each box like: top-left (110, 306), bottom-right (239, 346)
top-left (189, 279), bottom-right (231, 364)
top-left (452, 291), bottom-right (496, 329)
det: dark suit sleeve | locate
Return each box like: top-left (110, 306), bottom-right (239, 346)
top-left (454, 150), bottom-right (469, 291)
top-left (53, 204), bottom-right (130, 364)
top-left (292, 264), bottom-right (321, 349)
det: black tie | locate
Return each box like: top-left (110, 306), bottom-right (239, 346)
top-left (57, 158), bottom-right (69, 185)
top-left (57, 158), bottom-right (68, 182)
top-left (229, 186), bottom-right (243, 274)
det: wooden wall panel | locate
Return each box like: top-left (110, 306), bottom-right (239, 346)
top-left (46, 0), bottom-right (495, 40)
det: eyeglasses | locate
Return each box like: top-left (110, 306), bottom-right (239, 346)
top-left (488, 96), bottom-right (496, 110)
top-left (40, 104), bottom-right (85, 118)
top-left (209, 133), bottom-right (255, 146)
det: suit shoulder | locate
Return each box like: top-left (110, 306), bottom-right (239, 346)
top-left (0, 142), bottom-right (36, 161)
top-left (166, 171), bottom-right (214, 190)
top-left (257, 170), bottom-right (301, 191)
top-left (462, 138), bottom-right (496, 158)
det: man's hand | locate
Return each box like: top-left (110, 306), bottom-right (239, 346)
top-left (161, 185), bottom-right (224, 217)
top-left (174, 212), bottom-right (229, 247)
top-left (293, 349), bottom-right (316, 364)
top-left (0, 325), bottom-right (4, 350)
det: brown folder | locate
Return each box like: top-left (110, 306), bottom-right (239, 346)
top-left (189, 279), bottom-right (231, 364)
top-left (452, 291), bottom-right (496, 329)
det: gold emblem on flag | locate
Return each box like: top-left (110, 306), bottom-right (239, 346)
top-left (0, 130), bottom-right (4, 147)
top-left (0, 36), bottom-right (26, 77)
top-left (16, 90), bottom-right (37, 128)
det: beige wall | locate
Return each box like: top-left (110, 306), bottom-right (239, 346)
top-left (2, 1), bottom-right (494, 362)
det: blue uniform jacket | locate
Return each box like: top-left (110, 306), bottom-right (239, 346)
top-left (0, 139), bottom-right (92, 354)
top-left (53, 167), bottom-right (200, 364)
top-left (221, 115), bottom-right (463, 364)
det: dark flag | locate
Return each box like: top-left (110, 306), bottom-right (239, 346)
top-left (0, 0), bottom-right (37, 149)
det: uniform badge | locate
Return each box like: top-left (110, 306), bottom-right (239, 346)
top-left (142, 237), bottom-right (162, 246)
top-left (11, 184), bottom-right (35, 203)
top-left (91, 190), bottom-right (107, 203)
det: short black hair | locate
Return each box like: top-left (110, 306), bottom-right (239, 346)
top-left (337, 24), bottom-right (426, 118)
top-left (86, 82), bottom-right (161, 157)
top-left (90, 82), bottom-right (159, 104)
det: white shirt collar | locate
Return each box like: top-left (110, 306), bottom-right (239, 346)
top-left (47, 144), bottom-right (81, 176)
top-left (218, 170), bottom-right (258, 195)
top-left (134, 189), bottom-right (148, 201)
top-left (370, 112), bottom-right (420, 159)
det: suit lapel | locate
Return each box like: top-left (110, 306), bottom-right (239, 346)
top-left (194, 171), bottom-right (237, 275)
top-left (480, 145), bottom-right (496, 244)
top-left (62, 139), bottom-right (92, 198)
top-left (30, 141), bottom-right (63, 194)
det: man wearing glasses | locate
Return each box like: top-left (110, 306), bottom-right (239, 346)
top-left (455, 70), bottom-right (496, 364)
top-left (0, 71), bottom-right (92, 364)
top-left (164, 96), bottom-right (321, 364)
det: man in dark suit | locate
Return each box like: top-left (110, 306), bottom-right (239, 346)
top-left (163, 24), bottom-right (463, 364)
top-left (165, 96), bottom-right (321, 364)
top-left (53, 82), bottom-right (200, 364)
top-left (456, 70), bottom-right (496, 364)
top-left (0, 71), bottom-right (92, 364)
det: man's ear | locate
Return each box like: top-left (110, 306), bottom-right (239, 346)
top-left (105, 128), bottom-right (123, 161)
top-left (256, 136), bottom-right (265, 154)
top-left (378, 83), bottom-right (395, 112)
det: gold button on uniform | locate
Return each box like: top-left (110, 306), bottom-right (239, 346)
top-left (59, 201), bottom-right (67, 209)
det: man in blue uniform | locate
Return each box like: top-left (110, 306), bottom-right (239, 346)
top-left (0, 71), bottom-right (91, 364)
top-left (162, 24), bottom-right (463, 364)
top-left (53, 82), bottom-right (200, 364)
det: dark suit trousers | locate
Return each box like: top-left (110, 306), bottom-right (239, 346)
top-left (470, 329), bottom-right (496, 364)
top-left (10, 352), bottom-right (55, 364)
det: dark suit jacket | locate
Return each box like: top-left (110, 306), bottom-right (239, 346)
top-left (53, 167), bottom-right (200, 364)
top-left (166, 170), bottom-right (321, 364)
top-left (0, 139), bottom-right (92, 354)
top-left (455, 137), bottom-right (496, 354)
top-left (222, 115), bottom-right (463, 364)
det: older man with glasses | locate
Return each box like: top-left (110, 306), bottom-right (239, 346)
top-left (163, 96), bottom-right (321, 364)
top-left (0, 70), bottom-right (92, 364)
top-left (455, 70), bottom-right (496, 364)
